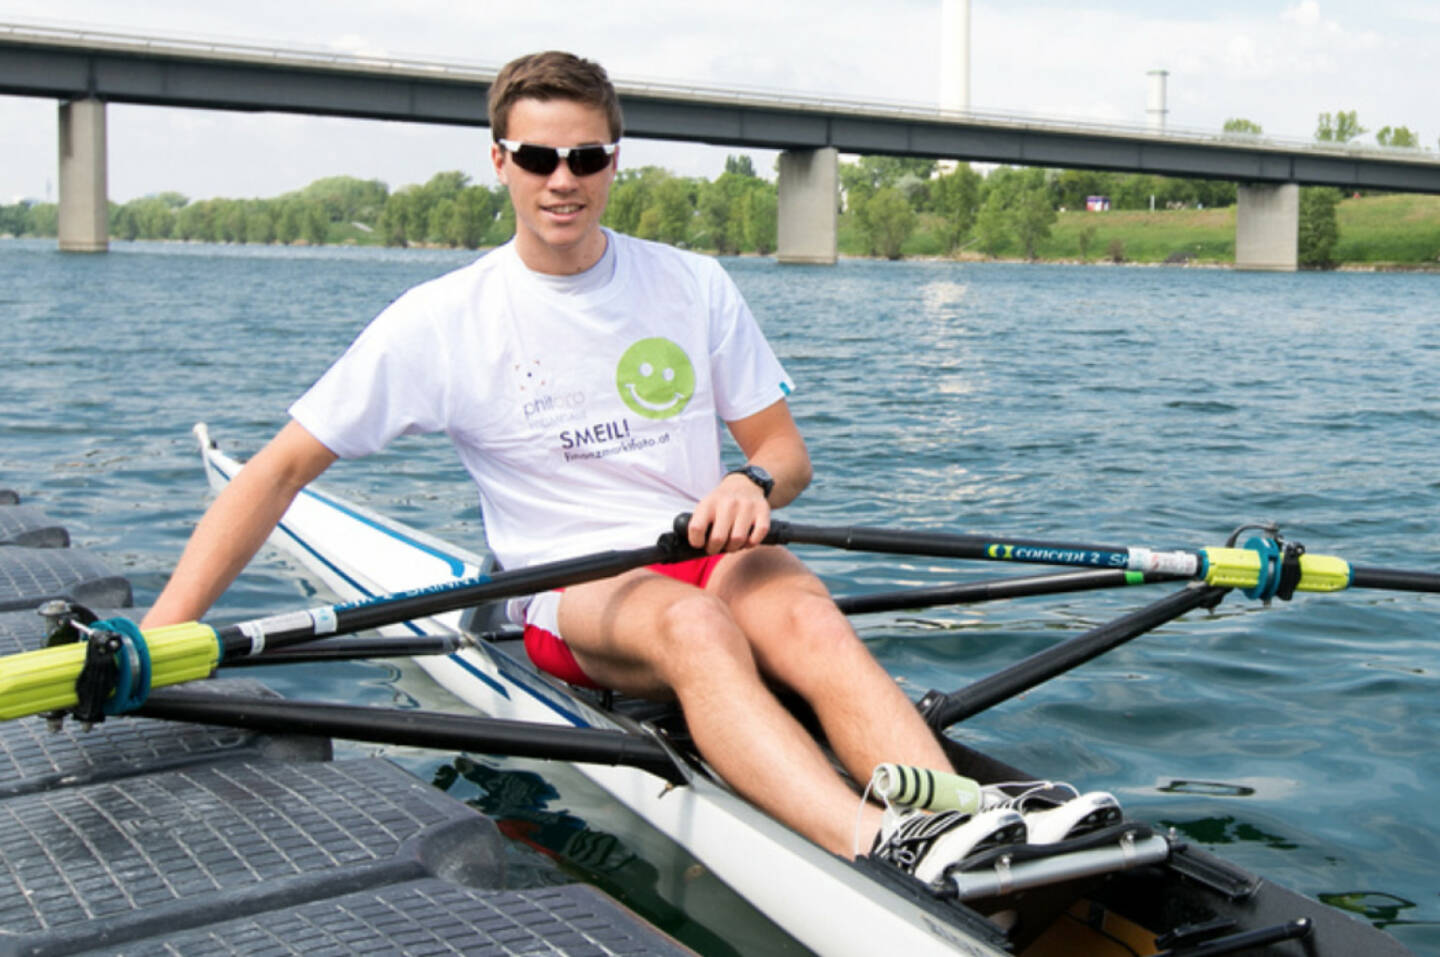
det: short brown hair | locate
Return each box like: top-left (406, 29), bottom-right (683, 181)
top-left (488, 51), bottom-right (623, 142)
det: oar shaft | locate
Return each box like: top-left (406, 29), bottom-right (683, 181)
top-left (136, 689), bottom-right (687, 784)
top-left (234, 633), bottom-right (465, 665)
top-left (833, 568), bottom-right (1158, 617)
top-left (215, 540), bottom-right (687, 658)
top-left (1348, 565), bottom-right (1440, 593)
top-left (921, 583), bottom-right (1228, 730)
top-left (771, 520), bottom-right (1139, 569)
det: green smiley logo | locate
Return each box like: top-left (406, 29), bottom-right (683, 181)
top-left (616, 337), bottom-right (696, 420)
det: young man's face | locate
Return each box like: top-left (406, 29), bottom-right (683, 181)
top-left (492, 97), bottom-right (617, 275)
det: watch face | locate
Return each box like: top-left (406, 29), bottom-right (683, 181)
top-left (731, 465), bottom-right (773, 495)
top-left (742, 465), bottom-right (773, 496)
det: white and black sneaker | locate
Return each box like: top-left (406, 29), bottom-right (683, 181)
top-left (1021, 789), bottom-right (1123, 844)
top-left (976, 778), bottom-right (1124, 843)
top-left (871, 805), bottom-right (1028, 884)
top-left (862, 766), bottom-right (1123, 877)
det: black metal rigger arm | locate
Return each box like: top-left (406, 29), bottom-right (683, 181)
top-left (919, 584), bottom-right (1231, 731)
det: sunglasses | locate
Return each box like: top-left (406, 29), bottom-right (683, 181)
top-left (498, 139), bottom-right (618, 177)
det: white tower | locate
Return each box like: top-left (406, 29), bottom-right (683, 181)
top-left (1146, 69), bottom-right (1169, 131)
top-left (941, 0), bottom-right (971, 113)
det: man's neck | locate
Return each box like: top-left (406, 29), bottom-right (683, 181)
top-left (524, 233), bottom-right (616, 295)
top-left (514, 228), bottom-right (609, 275)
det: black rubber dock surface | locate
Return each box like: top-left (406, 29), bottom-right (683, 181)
top-left (0, 492), bottom-right (693, 956)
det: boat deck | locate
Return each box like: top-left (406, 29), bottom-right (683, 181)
top-left (0, 492), bottom-right (694, 956)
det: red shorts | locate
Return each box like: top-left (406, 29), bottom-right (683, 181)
top-left (522, 553), bottom-right (727, 689)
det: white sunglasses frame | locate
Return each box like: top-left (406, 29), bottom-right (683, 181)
top-left (497, 139), bottom-right (619, 176)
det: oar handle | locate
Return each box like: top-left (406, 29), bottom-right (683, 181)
top-left (0, 621), bottom-right (220, 722)
top-left (671, 513), bottom-right (790, 549)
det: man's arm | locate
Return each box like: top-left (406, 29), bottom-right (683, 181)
top-left (687, 399), bottom-right (812, 554)
top-left (140, 421), bottom-right (338, 628)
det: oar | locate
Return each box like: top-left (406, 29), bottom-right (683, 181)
top-left (763, 517), bottom-right (1440, 598)
top-left (0, 527), bottom-right (716, 723)
top-left (13, 510), bottom-right (1440, 725)
top-left (135, 687), bottom-right (687, 784)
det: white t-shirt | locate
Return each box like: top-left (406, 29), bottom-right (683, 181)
top-left (290, 230), bottom-right (794, 570)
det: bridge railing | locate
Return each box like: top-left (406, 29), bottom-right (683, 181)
top-left (610, 76), bottom-right (1438, 165)
top-left (5, 18), bottom-right (1437, 167)
top-left (0, 19), bottom-right (499, 79)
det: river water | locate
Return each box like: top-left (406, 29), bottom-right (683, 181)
top-left (2, 238), bottom-right (1437, 954)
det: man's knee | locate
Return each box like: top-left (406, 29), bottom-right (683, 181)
top-left (653, 590), bottom-right (754, 682)
top-left (778, 590), bottom-right (857, 654)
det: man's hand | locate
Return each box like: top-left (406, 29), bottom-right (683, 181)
top-left (689, 398), bottom-right (811, 555)
top-left (687, 472), bottom-right (771, 554)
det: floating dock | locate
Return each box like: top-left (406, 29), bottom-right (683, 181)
top-left (0, 491), bottom-right (694, 956)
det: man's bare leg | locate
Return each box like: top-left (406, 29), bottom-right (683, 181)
top-left (707, 547), bottom-right (954, 792)
top-left (559, 569), bottom-right (887, 856)
top-left (557, 550), bottom-right (955, 856)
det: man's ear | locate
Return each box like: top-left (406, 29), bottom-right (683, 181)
top-left (491, 141), bottom-right (508, 185)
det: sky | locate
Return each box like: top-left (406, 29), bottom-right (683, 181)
top-left (1, 0), bottom-right (1434, 204)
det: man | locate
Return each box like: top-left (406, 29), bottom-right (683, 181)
top-left (142, 51), bottom-right (1027, 870)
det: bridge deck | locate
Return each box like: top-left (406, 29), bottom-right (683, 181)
top-left (4, 20), bottom-right (1439, 192)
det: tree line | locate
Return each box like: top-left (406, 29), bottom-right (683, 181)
top-left (837, 157), bottom-right (1241, 261)
top-left (0, 109), bottom-right (1413, 267)
top-left (0, 174), bottom-right (512, 249)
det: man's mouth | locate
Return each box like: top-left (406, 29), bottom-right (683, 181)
top-left (545, 204), bottom-right (583, 215)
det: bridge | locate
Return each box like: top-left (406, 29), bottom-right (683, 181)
top-left (5, 21), bottom-right (1439, 268)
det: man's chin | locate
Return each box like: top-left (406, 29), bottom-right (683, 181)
top-left (515, 223), bottom-right (606, 271)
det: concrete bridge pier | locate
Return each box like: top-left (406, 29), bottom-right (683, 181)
top-left (776, 147), bottom-right (838, 265)
top-left (58, 97), bottom-right (109, 253)
top-left (1235, 183), bottom-right (1298, 272)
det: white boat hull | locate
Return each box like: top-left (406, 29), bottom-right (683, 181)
top-left (196, 424), bottom-right (1011, 957)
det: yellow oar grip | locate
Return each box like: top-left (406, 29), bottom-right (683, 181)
top-left (0, 621), bottom-right (220, 722)
top-left (1296, 554), bottom-right (1352, 592)
top-left (1201, 547), bottom-right (1261, 588)
top-left (143, 618), bottom-right (224, 685)
top-left (1200, 548), bottom-right (1352, 594)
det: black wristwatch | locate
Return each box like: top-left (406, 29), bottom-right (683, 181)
top-left (727, 464), bottom-right (774, 499)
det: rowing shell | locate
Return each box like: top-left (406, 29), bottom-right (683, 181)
top-left (195, 424), bottom-right (1411, 957)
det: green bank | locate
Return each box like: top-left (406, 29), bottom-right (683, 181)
top-left (883, 193), bottom-right (1440, 268)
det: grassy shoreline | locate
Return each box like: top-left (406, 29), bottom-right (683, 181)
top-left (889, 193), bottom-right (1440, 269)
